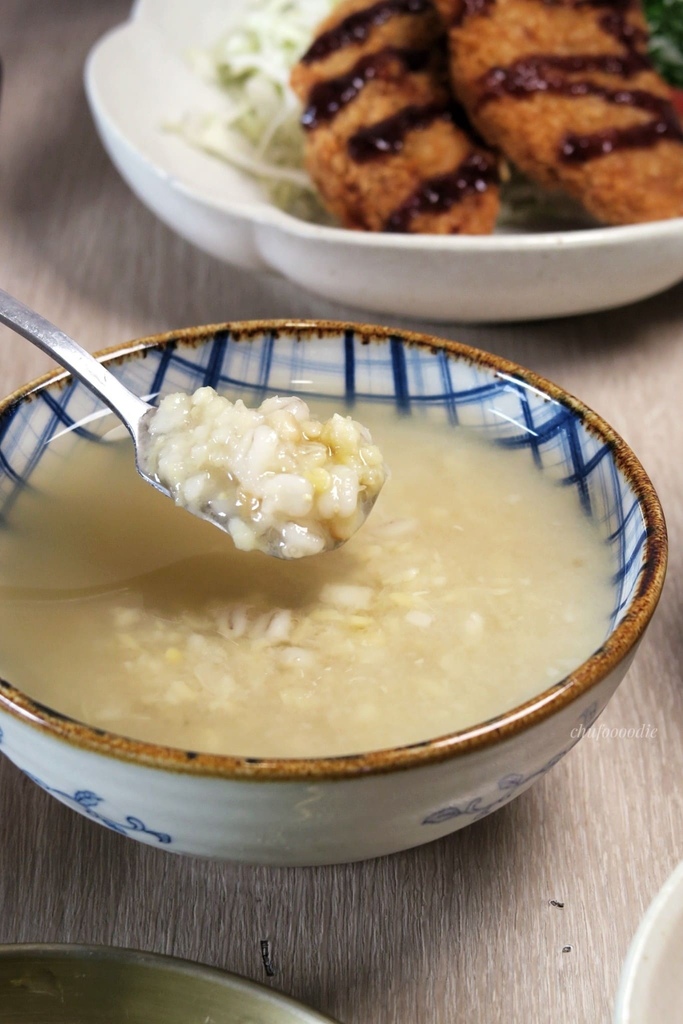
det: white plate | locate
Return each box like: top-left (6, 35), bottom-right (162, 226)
top-left (614, 860), bottom-right (683, 1022)
top-left (84, 0), bottom-right (683, 323)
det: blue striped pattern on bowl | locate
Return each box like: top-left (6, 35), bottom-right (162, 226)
top-left (0, 327), bottom-right (647, 635)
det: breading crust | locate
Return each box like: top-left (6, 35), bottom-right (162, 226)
top-left (290, 0), bottom-right (500, 233)
top-left (433, 0), bottom-right (683, 225)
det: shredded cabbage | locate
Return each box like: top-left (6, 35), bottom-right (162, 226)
top-left (169, 0), bottom-right (336, 221)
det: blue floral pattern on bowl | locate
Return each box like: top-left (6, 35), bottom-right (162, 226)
top-left (422, 701), bottom-right (601, 826)
top-left (0, 726), bottom-right (171, 843)
top-left (422, 753), bottom-right (568, 826)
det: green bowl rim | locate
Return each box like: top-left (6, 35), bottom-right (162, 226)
top-left (0, 942), bottom-right (340, 1022)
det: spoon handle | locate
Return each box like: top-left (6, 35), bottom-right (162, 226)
top-left (0, 288), bottom-right (151, 440)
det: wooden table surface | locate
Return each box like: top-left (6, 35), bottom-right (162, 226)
top-left (1, 3), bottom-right (683, 1022)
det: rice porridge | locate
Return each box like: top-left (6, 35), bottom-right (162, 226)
top-left (0, 403), bottom-right (616, 757)
top-left (142, 389), bottom-right (387, 558)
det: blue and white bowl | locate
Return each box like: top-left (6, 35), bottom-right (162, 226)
top-left (0, 322), bottom-right (667, 865)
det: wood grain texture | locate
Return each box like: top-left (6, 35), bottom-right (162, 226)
top-left (1, 3), bottom-right (682, 1022)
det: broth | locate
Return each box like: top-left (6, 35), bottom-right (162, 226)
top-left (0, 405), bottom-right (615, 757)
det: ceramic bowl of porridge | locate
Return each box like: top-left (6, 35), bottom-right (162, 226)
top-left (0, 322), bottom-right (666, 865)
top-left (0, 944), bottom-right (338, 1022)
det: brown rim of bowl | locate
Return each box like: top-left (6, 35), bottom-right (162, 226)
top-left (0, 320), bottom-right (668, 781)
top-left (0, 942), bottom-right (341, 1022)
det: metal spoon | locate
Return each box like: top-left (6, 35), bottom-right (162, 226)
top-left (0, 287), bottom-right (170, 498)
top-left (0, 289), bottom-right (384, 558)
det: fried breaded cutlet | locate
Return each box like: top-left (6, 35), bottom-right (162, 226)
top-left (290, 0), bottom-right (500, 233)
top-left (432, 0), bottom-right (683, 225)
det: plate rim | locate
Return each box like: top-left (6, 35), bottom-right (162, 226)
top-left (613, 859), bottom-right (683, 1023)
top-left (0, 942), bottom-right (341, 1022)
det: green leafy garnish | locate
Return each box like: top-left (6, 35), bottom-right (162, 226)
top-left (645, 0), bottom-right (683, 87)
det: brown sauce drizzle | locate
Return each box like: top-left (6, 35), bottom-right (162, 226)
top-left (348, 100), bottom-right (485, 161)
top-left (348, 101), bottom-right (455, 161)
top-left (452, 0), bottom-right (494, 26)
top-left (301, 0), bottom-right (431, 65)
top-left (302, 47), bottom-right (430, 130)
top-left (384, 152), bottom-right (498, 231)
top-left (454, 0), bottom-right (634, 28)
top-left (571, 0), bottom-right (634, 7)
top-left (562, 108), bottom-right (683, 161)
top-left (473, 3), bottom-right (683, 163)
top-left (480, 52), bottom-right (650, 103)
top-left (599, 10), bottom-right (648, 49)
